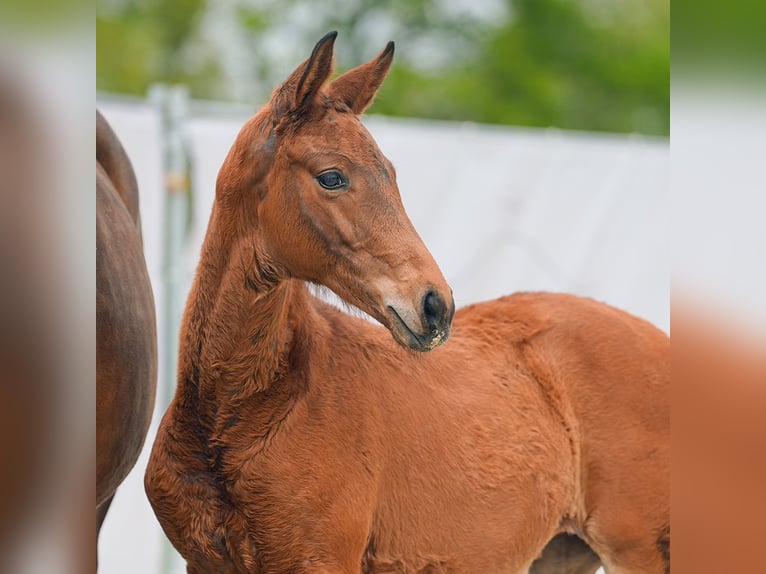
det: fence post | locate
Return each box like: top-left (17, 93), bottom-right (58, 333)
top-left (149, 83), bottom-right (191, 574)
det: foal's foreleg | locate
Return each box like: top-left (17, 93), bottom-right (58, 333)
top-left (590, 528), bottom-right (669, 574)
top-left (598, 546), bottom-right (668, 574)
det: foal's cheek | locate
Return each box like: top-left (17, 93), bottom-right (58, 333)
top-left (256, 199), bottom-right (297, 269)
top-left (331, 205), bottom-right (364, 250)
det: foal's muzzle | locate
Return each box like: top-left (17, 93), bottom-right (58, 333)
top-left (386, 288), bottom-right (455, 352)
top-left (423, 289), bottom-right (453, 335)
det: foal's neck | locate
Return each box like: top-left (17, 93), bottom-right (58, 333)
top-left (178, 205), bottom-right (310, 415)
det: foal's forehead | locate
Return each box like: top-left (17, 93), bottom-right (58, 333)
top-left (287, 109), bottom-right (389, 165)
top-left (313, 110), bottom-right (373, 143)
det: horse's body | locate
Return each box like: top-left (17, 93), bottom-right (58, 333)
top-left (146, 34), bottom-right (669, 574)
top-left (96, 111), bottom-right (157, 546)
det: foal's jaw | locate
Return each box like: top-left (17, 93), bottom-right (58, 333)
top-left (318, 262), bottom-right (454, 352)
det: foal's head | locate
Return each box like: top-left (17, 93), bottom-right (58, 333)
top-left (217, 32), bottom-right (454, 352)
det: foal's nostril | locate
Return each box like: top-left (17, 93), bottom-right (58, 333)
top-left (422, 290), bottom-right (446, 331)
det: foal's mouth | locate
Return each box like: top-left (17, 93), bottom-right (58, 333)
top-left (386, 304), bottom-right (450, 353)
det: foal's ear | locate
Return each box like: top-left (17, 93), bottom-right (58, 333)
top-left (272, 31), bottom-right (337, 120)
top-left (328, 41), bottom-right (394, 115)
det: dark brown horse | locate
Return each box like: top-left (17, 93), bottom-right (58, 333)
top-left (146, 33), bottom-right (669, 574)
top-left (96, 111), bottom-right (157, 561)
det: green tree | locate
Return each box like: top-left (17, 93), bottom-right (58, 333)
top-left (97, 0), bottom-right (221, 98)
top-left (97, 0), bottom-right (669, 135)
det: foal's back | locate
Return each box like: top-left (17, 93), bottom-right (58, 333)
top-left (305, 291), bottom-right (668, 573)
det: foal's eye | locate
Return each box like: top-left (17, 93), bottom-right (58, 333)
top-left (316, 170), bottom-right (348, 191)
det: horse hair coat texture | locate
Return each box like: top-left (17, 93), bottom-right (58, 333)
top-left (145, 33), bottom-right (669, 574)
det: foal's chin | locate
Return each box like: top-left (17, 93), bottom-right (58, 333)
top-left (313, 280), bottom-right (452, 352)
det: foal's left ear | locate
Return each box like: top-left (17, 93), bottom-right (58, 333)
top-left (328, 41), bottom-right (394, 115)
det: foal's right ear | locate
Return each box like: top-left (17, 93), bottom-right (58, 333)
top-left (271, 31), bottom-right (337, 122)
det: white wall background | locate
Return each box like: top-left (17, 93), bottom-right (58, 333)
top-left (97, 99), bottom-right (668, 573)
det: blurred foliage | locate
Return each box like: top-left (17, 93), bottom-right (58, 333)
top-left (97, 0), bottom-right (668, 135)
top-left (97, 0), bottom-right (222, 98)
top-left (673, 0), bottom-right (766, 77)
top-left (1, 0), bottom-right (91, 32)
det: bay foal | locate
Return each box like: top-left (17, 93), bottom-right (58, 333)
top-left (145, 33), bottom-right (669, 574)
